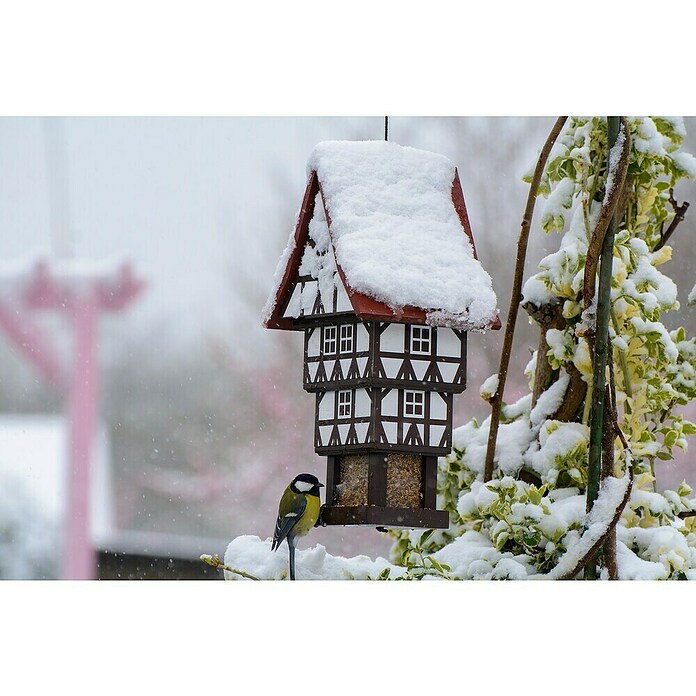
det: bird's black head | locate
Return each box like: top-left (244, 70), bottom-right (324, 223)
top-left (290, 473), bottom-right (324, 497)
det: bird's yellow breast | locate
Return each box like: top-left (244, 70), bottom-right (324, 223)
top-left (293, 494), bottom-right (321, 539)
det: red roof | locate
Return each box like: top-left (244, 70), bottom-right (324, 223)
top-left (265, 164), bottom-right (500, 332)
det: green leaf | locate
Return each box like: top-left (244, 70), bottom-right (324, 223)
top-left (527, 487), bottom-right (542, 506)
top-left (417, 530), bottom-right (434, 550)
top-left (523, 530), bottom-right (542, 547)
top-left (427, 557), bottom-right (449, 575)
top-left (682, 421), bottom-right (696, 435)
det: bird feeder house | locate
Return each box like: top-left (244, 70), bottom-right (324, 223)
top-left (264, 140), bottom-right (499, 529)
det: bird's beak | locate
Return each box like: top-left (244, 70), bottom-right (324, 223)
top-left (319, 483), bottom-right (325, 487)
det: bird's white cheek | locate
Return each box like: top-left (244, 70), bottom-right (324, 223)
top-left (294, 481), bottom-right (314, 493)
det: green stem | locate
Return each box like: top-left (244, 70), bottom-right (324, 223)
top-left (585, 116), bottom-right (621, 579)
top-left (610, 307), bottom-right (632, 398)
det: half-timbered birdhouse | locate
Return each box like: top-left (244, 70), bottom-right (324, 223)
top-left (263, 140), bottom-right (499, 529)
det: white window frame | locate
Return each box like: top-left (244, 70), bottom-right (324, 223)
top-left (337, 390), bottom-right (353, 419)
top-left (323, 326), bottom-right (337, 355)
top-left (410, 326), bottom-right (431, 355)
top-left (339, 324), bottom-right (354, 354)
top-left (404, 390), bottom-right (425, 417)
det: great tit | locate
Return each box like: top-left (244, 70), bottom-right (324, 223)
top-left (271, 473), bottom-right (324, 580)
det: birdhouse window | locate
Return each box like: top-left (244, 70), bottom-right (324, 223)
top-left (337, 390), bottom-right (353, 418)
top-left (410, 326), bottom-right (431, 354)
top-left (404, 390), bottom-right (425, 417)
top-left (339, 324), bottom-right (353, 353)
top-left (323, 326), bottom-right (337, 355)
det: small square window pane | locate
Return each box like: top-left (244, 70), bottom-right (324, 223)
top-left (405, 390), bottom-right (424, 417)
top-left (411, 326), bottom-right (431, 354)
top-left (323, 326), bottom-right (337, 354)
top-left (340, 325), bottom-right (353, 353)
top-left (338, 390), bottom-right (352, 418)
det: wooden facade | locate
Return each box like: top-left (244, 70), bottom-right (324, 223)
top-left (291, 282), bottom-right (463, 526)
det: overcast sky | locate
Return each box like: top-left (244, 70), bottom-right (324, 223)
top-left (0, 117), bottom-right (551, 364)
top-left (0, 117), bottom-right (391, 357)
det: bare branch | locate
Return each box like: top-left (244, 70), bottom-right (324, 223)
top-left (602, 527), bottom-right (619, 580)
top-left (654, 189), bottom-right (690, 251)
top-left (483, 116), bottom-right (568, 482)
top-left (200, 553), bottom-right (260, 580)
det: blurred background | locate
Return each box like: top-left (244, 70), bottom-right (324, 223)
top-left (0, 116), bottom-right (694, 579)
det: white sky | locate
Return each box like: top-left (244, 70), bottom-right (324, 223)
top-left (0, 116), bottom-right (552, 366)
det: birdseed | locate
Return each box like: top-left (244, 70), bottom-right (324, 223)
top-left (386, 453), bottom-right (422, 508)
top-left (335, 454), bottom-right (369, 506)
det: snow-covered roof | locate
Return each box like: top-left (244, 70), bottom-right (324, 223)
top-left (264, 140), bottom-right (499, 331)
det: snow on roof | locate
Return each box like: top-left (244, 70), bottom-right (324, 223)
top-left (265, 140), bottom-right (498, 331)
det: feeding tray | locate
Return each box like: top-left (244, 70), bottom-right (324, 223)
top-left (322, 506), bottom-right (449, 529)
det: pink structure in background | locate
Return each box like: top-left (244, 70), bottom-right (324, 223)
top-left (0, 257), bottom-right (143, 579)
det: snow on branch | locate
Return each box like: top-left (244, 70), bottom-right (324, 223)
top-left (582, 117), bottom-right (631, 310)
top-left (539, 465), bottom-right (633, 580)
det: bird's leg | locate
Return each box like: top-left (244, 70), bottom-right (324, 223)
top-left (288, 538), bottom-right (296, 581)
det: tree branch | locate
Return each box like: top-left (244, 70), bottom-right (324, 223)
top-left (549, 363), bottom-right (587, 422)
top-left (583, 116), bottom-right (631, 310)
top-left (600, 352), bottom-right (630, 579)
top-left (555, 464), bottom-right (633, 580)
top-left (654, 190), bottom-right (690, 251)
top-left (601, 382), bottom-right (618, 579)
top-left (483, 116), bottom-right (568, 482)
top-left (526, 301), bottom-right (565, 408)
top-left (584, 117), bottom-right (624, 579)
top-left (533, 370), bottom-right (633, 585)
top-left (614, 173), bottom-right (634, 232)
top-left (200, 553), bottom-right (260, 580)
